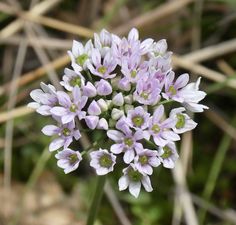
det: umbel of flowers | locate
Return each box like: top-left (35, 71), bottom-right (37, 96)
top-left (29, 28), bottom-right (208, 198)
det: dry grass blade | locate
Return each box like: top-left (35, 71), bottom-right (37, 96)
top-left (172, 161), bottom-right (199, 225)
top-left (24, 24), bottom-right (61, 90)
top-left (217, 60), bottom-right (235, 76)
top-left (21, 13), bottom-right (94, 38)
top-left (172, 131), bottom-right (193, 225)
top-left (0, 106), bottom-right (34, 124)
top-left (0, 36), bottom-right (72, 49)
top-left (172, 55), bottom-right (236, 89)
top-left (191, 0), bottom-right (204, 50)
top-left (0, 0), bottom-right (62, 39)
top-left (113, 0), bottom-right (194, 35)
top-left (104, 182), bottom-right (132, 225)
top-left (205, 110), bottom-right (236, 141)
top-left (192, 194), bottom-right (236, 224)
top-left (0, 54), bottom-right (70, 96)
top-left (180, 132), bottom-right (193, 176)
top-left (183, 38), bottom-right (236, 63)
top-left (0, 2), bottom-right (94, 38)
top-left (4, 40), bottom-right (27, 192)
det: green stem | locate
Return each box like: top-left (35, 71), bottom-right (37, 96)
top-left (157, 99), bottom-right (174, 105)
top-left (86, 175), bottom-right (106, 225)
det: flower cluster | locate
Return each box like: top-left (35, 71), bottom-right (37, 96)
top-left (29, 28), bottom-right (208, 198)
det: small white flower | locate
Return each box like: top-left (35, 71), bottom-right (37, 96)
top-left (134, 149), bottom-right (161, 175)
top-left (158, 142), bottom-right (179, 169)
top-left (111, 108), bottom-right (124, 120)
top-left (112, 93), bottom-right (124, 106)
top-left (60, 68), bottom-right (85, 91)
top-left (124, 95), bottom-right (133, 104)
top-left (180, 77), bottom-right (208, 112)
top-left (97, 99), bottom-right (108, 112)
top-left (90, 149), bottom-right (116, 175)
top-left (170, 107), bottom-right (197, 133)
top-left (97, 118), bottom-right (109, 130)
top-left (68, 40), bottom-right (94, 72)
top-left (118, 164), bottom-right (153, 198)
top-left (55, 149), bottom-right (82, 174)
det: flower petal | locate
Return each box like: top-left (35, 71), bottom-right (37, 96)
top-left (42, 125), bottom-right (59, 136)
top-left (111, 143), bottom-right (123, 154)
top-left (141, 176), bottom-right (153, 192)
top-left (129, 181), bottom-right (141, 198)
top-left (49, 138), bottom-right (64, 151)
top-left (118, 175), bottom-right (129, 191)
top-left (107, 130), bottom-right (124, 141)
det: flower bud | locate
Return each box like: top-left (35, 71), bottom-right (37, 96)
top-left (124, 104), bottom-right (134, 114)
top-left (85, 116), bottom-right (99, 130)
top-left (88, 100), bottom-right (101, 115)
top-left (112, 93), bottom-right (124, 106)
top-left (96, 79), bottom-right (112, 96)
top-left (106, 100), bottom-right (112, 108)
top-left (111, 108), bottom-right (124, 120)
top-left (97, 118), bottom-right (109, 130)
top-left (83, 81), bottom-right (97, 97)
top-left (124, 95), bottom-right (133, 104)
top-left (97, 99), bottom-right (108, 112)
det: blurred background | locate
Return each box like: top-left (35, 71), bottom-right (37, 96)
top-left (0, 0), bottom-right (236, 224)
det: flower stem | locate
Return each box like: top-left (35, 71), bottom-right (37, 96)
top-left (158, 99), bottom-right (174, 105)
top-left (86, 175), bottom-right (106, 225)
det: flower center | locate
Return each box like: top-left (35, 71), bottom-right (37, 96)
top-left (98, 66), bottom-right (107, 74)
top-left (176, 114), bottom-right (185, 129)
top-left (76, 53), bottom-right (88, 66)
top-left (70, 103), bottom-right (77, 112)
top-left (132, 116), bottom-right (144, 127)
top-left (99, 154), bottom-right (113, 168)
top-left (124, 138), bottom-right (133, 147)
top-left (76, 54), bottom-right (88, 66)
top-left (161, 146), bottom-right (173, 159)
top-left (152, 124), bottom-right (160, 134)
top-left (131, 70), bottom-right (137, 78)
top-left (69, 154), bottom-right (78, 164)
top-left (141, 91), bottom-right (149, 100)
top-left (128, 168), bottom-right (142, 182)
top-left (168, 85), bottom-right (177, 95)
top-left (139, 155), bottom-right (148, 165)
top-left (154, 52), bottom-right (162, 57)
top-left (70, 76), bottom-right (81, 87)
top-left (62, 128), bottom-right (71, 136)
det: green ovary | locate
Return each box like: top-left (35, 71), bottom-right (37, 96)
top-left (152, 124), bottom-right (160, 134)
top-left (132, 116), bottom-right (144, 127)
top-left (161, 146), bottom-right (172, 159)
top-left (69, 154), bottom-right (78, 164)
top-left (131, 70), bottom-right (137, 78)
top-left (76, 54), bottom-right (88, 66)
top-left (70, 103), bottom-right (77, 112)
top-left (168, 85), bottom-right (177, 95)
top-left (124, 138), bottom-right (133, 147)
top-left (176, 114), bottom-right (185, 129)
top-left (62, 128), bottom-right (70, 136)
top-left (141, 91), bottom-right (149, 100)
top-left (70, 77), bottom-right (81, 87)
top-left (128, 168), bottom-right (142, 182)
top-left (99, 154), bottom-right (113, 168)
top-left (98, 66), bottom-right (107, 74)
top-left (139, 155), bottom-right (148, 165)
